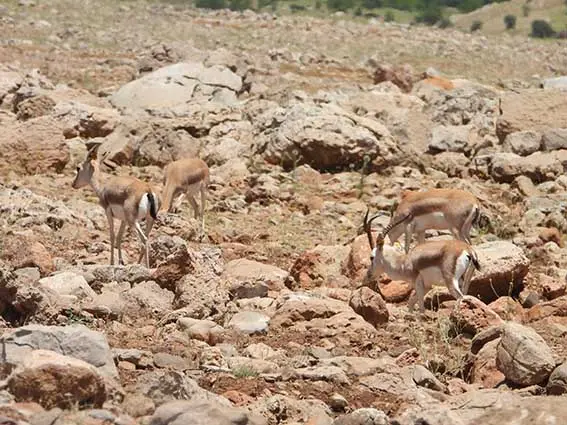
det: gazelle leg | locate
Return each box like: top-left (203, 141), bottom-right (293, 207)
top-left (407, 290), bottom-right (418, 312)
top-left (187, 194), bottom-right (199, 220)
top-left (172, 193), bottom-right (185, 213)
top-left (137, 218), bottom-right (155, 266)
top-left (116, 220), bottom-right (127, 266)
top-left (200, 184), bottom-right (207, 233)
top-left (415, 275), bottom-right (426, 315)
top-left (404, 227), bottom-right (413, 253)
top-left (106, 210), bottom-right (115, 265)
top-left (133, 221), bottom-right (150, 269)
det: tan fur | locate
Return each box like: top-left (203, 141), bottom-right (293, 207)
top-left (363, 210), bottom-right (480, 317)
top-left (368, 240), bottom-right (479, 315)
top-left (72, 150), bottom-right (158, 268)
top-left (387, 188), bottom-right (480, 253)
top-left (161, 157), bottom-right (210, 233)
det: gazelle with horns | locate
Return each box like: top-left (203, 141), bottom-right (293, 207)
top-left (386, 188), bottom-right (481, 253)
top-left (72, 143), bottom-right (160, 268)
top-left (363, 209), bottom-right (481, 315)
top-left (160, 158), bottom-right (210, 234)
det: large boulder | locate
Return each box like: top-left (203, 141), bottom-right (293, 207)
top-left (0, 324), bottom-right (118, 379)
top-left (489, 150), bottom-right (567, 183)
top-left (7, 349), bottom-right (107, 409)
top-left (496, 89), bottom-right (567, 143)
top-left (150, 400), bottom-right (266, 425)
top-left (0, 116), bottom-right (69, 176)
top-left (467, 241), bottom-right (530, 303)
top-left (290, 245), bottom-right (351, 288)
top-left (222, 258), bottom-right (289, 292)
top-left (348, 287), bottom-right (389, 327)
top-left (270, 293), bottom-right (377, 340)
top-left (496, 322), bottom-right (555, 386)
top-left (255, 103), bottom-right (400, 172)
top-left (110, 62), bottom-right (242, 112)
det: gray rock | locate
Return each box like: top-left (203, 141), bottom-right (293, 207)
top-left (541, 128), bottom-right (567, 152)
top-left (255, 103), bottom-right (400, 172)
top-left (542, 76), bottom-right (567, 90)
top-left (412, 365), bottom-right (448, 393)
top-left (110, 62), bottom-right (242, 112)
top-left (150, 400), bottom-right (266, 425)
top-left (38, 271), bottom-right (96, 302)
top-left (503, 131), bottom-right (541, 156)
top-left (467, 241), bottom-right (530, 303)
top-left (333, 408), bottom-right (389, 425)
top-left (137, 370), bottom-right (231, 408)
top-left (547, 361), bottom-right (567, 395)
top-left (228, 311), bottom-right (270, 334)
top-left (496, 322), bottom-right (555, 386)
top-left (428, 125), bottom-right (471, 154)
top-left (490, 150), bottom-right (567, 183)
top-left (0, 324), bottom-right (118, 379)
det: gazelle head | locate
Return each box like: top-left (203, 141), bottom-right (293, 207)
top-left (72, 143), bottom-right (100, 189)
top-left (363, 209), bottom-right (410, 280)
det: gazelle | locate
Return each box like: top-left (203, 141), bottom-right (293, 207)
top-left (72, 144), bottom-right (159, 268)
top-left (386, 188), bottom-right (481, 253)
top-left (363, 209), bottom-right (481, 315)
top-left (160, 158), bottom-right (210, 234)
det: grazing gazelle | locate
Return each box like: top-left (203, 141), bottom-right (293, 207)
top-left (386, 188), bottom-right (481, 253)
top-left (363, 209), bottom-right (481, 315)
top-left (160, 158), bottom-right (210, 234)
top-left (72, 143), bottom-right (159, 268)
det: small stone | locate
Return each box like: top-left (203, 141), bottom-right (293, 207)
top-left (329, 393), bottom-right (348, 412)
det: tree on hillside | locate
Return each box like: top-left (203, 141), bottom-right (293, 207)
top-left (415, 0), bottom-right (442, 25)
top-left (470, 19), bottom-right (482, 31)
top-left (504, 14), bottom-right (517, 30)
top-left (531, 19), bottom-right (556, 37)
top-left (327, 0), bottom-right (354, 11)
top-left (195, 0), bottom-right (226, 9)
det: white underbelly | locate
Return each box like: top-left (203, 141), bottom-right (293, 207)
top-left (414, 212), bottom-right (450, 232)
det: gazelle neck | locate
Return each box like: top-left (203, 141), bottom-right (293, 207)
top-left (378, 244), bottom-right (411, 281)
top-left (88, 162), bottom-right (106, 199)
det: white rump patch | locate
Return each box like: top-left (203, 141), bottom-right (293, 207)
top-left (137, 194), bottom-right (150, 220)
top-left (454, 252), bottom-right (470, 296)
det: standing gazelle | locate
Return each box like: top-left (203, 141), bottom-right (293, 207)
top-left (363, 209), bottom-right (481, 315)
top-left (72, 144), bottom-right (159, 268)
top-left (387, 188), bottom-right (481, 253)
top-left (160, 158), bottom-right (210, 234)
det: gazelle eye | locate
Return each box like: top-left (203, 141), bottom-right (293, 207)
top-left (76, 167), bottom-right (80, 172)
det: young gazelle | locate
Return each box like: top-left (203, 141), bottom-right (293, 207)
top-left (363, 209), bottom-right (481, 315)
top-left (72, 144), bottom-right (159, 268)
top-left (160, 158), bottom-right (210, 233)
top-left (386, 188), bottom-right (481, 253)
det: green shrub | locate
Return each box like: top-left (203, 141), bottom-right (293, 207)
top-left (327, 0), bottom-right (354, 11)
top-left (438, 17), bottom-right (452, 28)
top-left (531, 19), bottom-right (555, 38)
top-left (470, 20), bottom-right (482, 32)
top-left (522, 3), bottom-right (530, 16)
top-left (504, 14), bottom-right (516, 29)
top-left (363, 0), bottom-right (383, 8)
top-left (384, 10), bottom-right (395, 21)
top-left (415, 4), bottom-right (442, 25)
top-left (354, 6), bottom-right (363, 15)
top-left (228, 0), bottom-right (251, 10)
top-left (195, 0), bottom-right (226, 9)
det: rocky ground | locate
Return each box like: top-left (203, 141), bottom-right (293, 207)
top-left (2, 0), bottom-right (567, 424)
